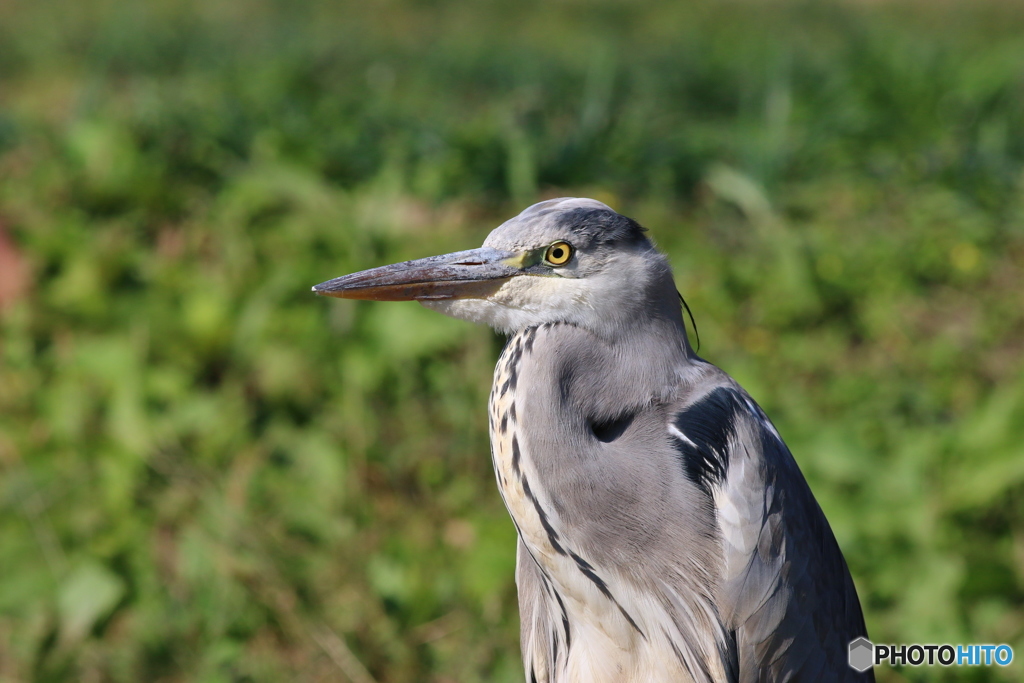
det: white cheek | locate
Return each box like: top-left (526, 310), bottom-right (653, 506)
top-left (419, 296), bottom-right (541, 333)
top-left (419, 277), bottom-right (588, 332)
top-left (492, 276), bottom-right (592, 316)
top-left (421, 254), bottom-right (649, 334)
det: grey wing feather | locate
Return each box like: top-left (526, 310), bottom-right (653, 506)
top-left (736, 430), bottom-right (871, 681)
top-left (669, 385), bottom-right (874, 682)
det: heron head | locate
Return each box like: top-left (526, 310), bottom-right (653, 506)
top-left (313, 198), bottom-right (681, 336)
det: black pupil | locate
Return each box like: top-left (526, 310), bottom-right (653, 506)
top-left (552, 247), bottom-right (564, 260)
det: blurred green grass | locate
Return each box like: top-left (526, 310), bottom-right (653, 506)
top-left (0, 0), bottom-right (1023, 680)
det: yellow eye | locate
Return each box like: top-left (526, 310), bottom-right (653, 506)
top-left (544, 241), bottom-right (574, 266)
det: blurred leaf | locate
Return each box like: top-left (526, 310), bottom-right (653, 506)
top-left (57, 562), bottom-right (125, 646)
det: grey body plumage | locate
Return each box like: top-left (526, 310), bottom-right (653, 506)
top-left (314, 198), bottom-right (872, 682)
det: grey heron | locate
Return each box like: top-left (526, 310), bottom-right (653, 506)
top-left (314, 198), bottom-right (872, 682)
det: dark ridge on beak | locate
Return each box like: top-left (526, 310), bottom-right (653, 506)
top-left (313, 247), bottom-right (520, 301)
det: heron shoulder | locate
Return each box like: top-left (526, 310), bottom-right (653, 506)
top-left (664, 374), bottom-right (871, 680)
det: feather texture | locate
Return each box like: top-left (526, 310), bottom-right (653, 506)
top-left (492, 322), bottom-right (872, 682)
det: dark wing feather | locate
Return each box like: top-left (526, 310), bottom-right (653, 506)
top-left (736, 425), bottom-right (872, 682)
top-left (669, 386), bottom-right (874, 682)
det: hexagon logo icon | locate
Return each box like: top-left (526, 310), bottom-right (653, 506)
top-left (848, 637), bottom-right (874, 672)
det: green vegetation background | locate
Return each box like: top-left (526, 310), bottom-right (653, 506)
top-left (1, 0), bottom-right (1022, 681)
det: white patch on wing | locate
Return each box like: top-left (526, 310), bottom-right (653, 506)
top-left (667, 423), bottom-right (697, 449)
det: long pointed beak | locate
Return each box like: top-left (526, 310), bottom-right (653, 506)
top-left (312, 247), bottom-right (521, 301)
